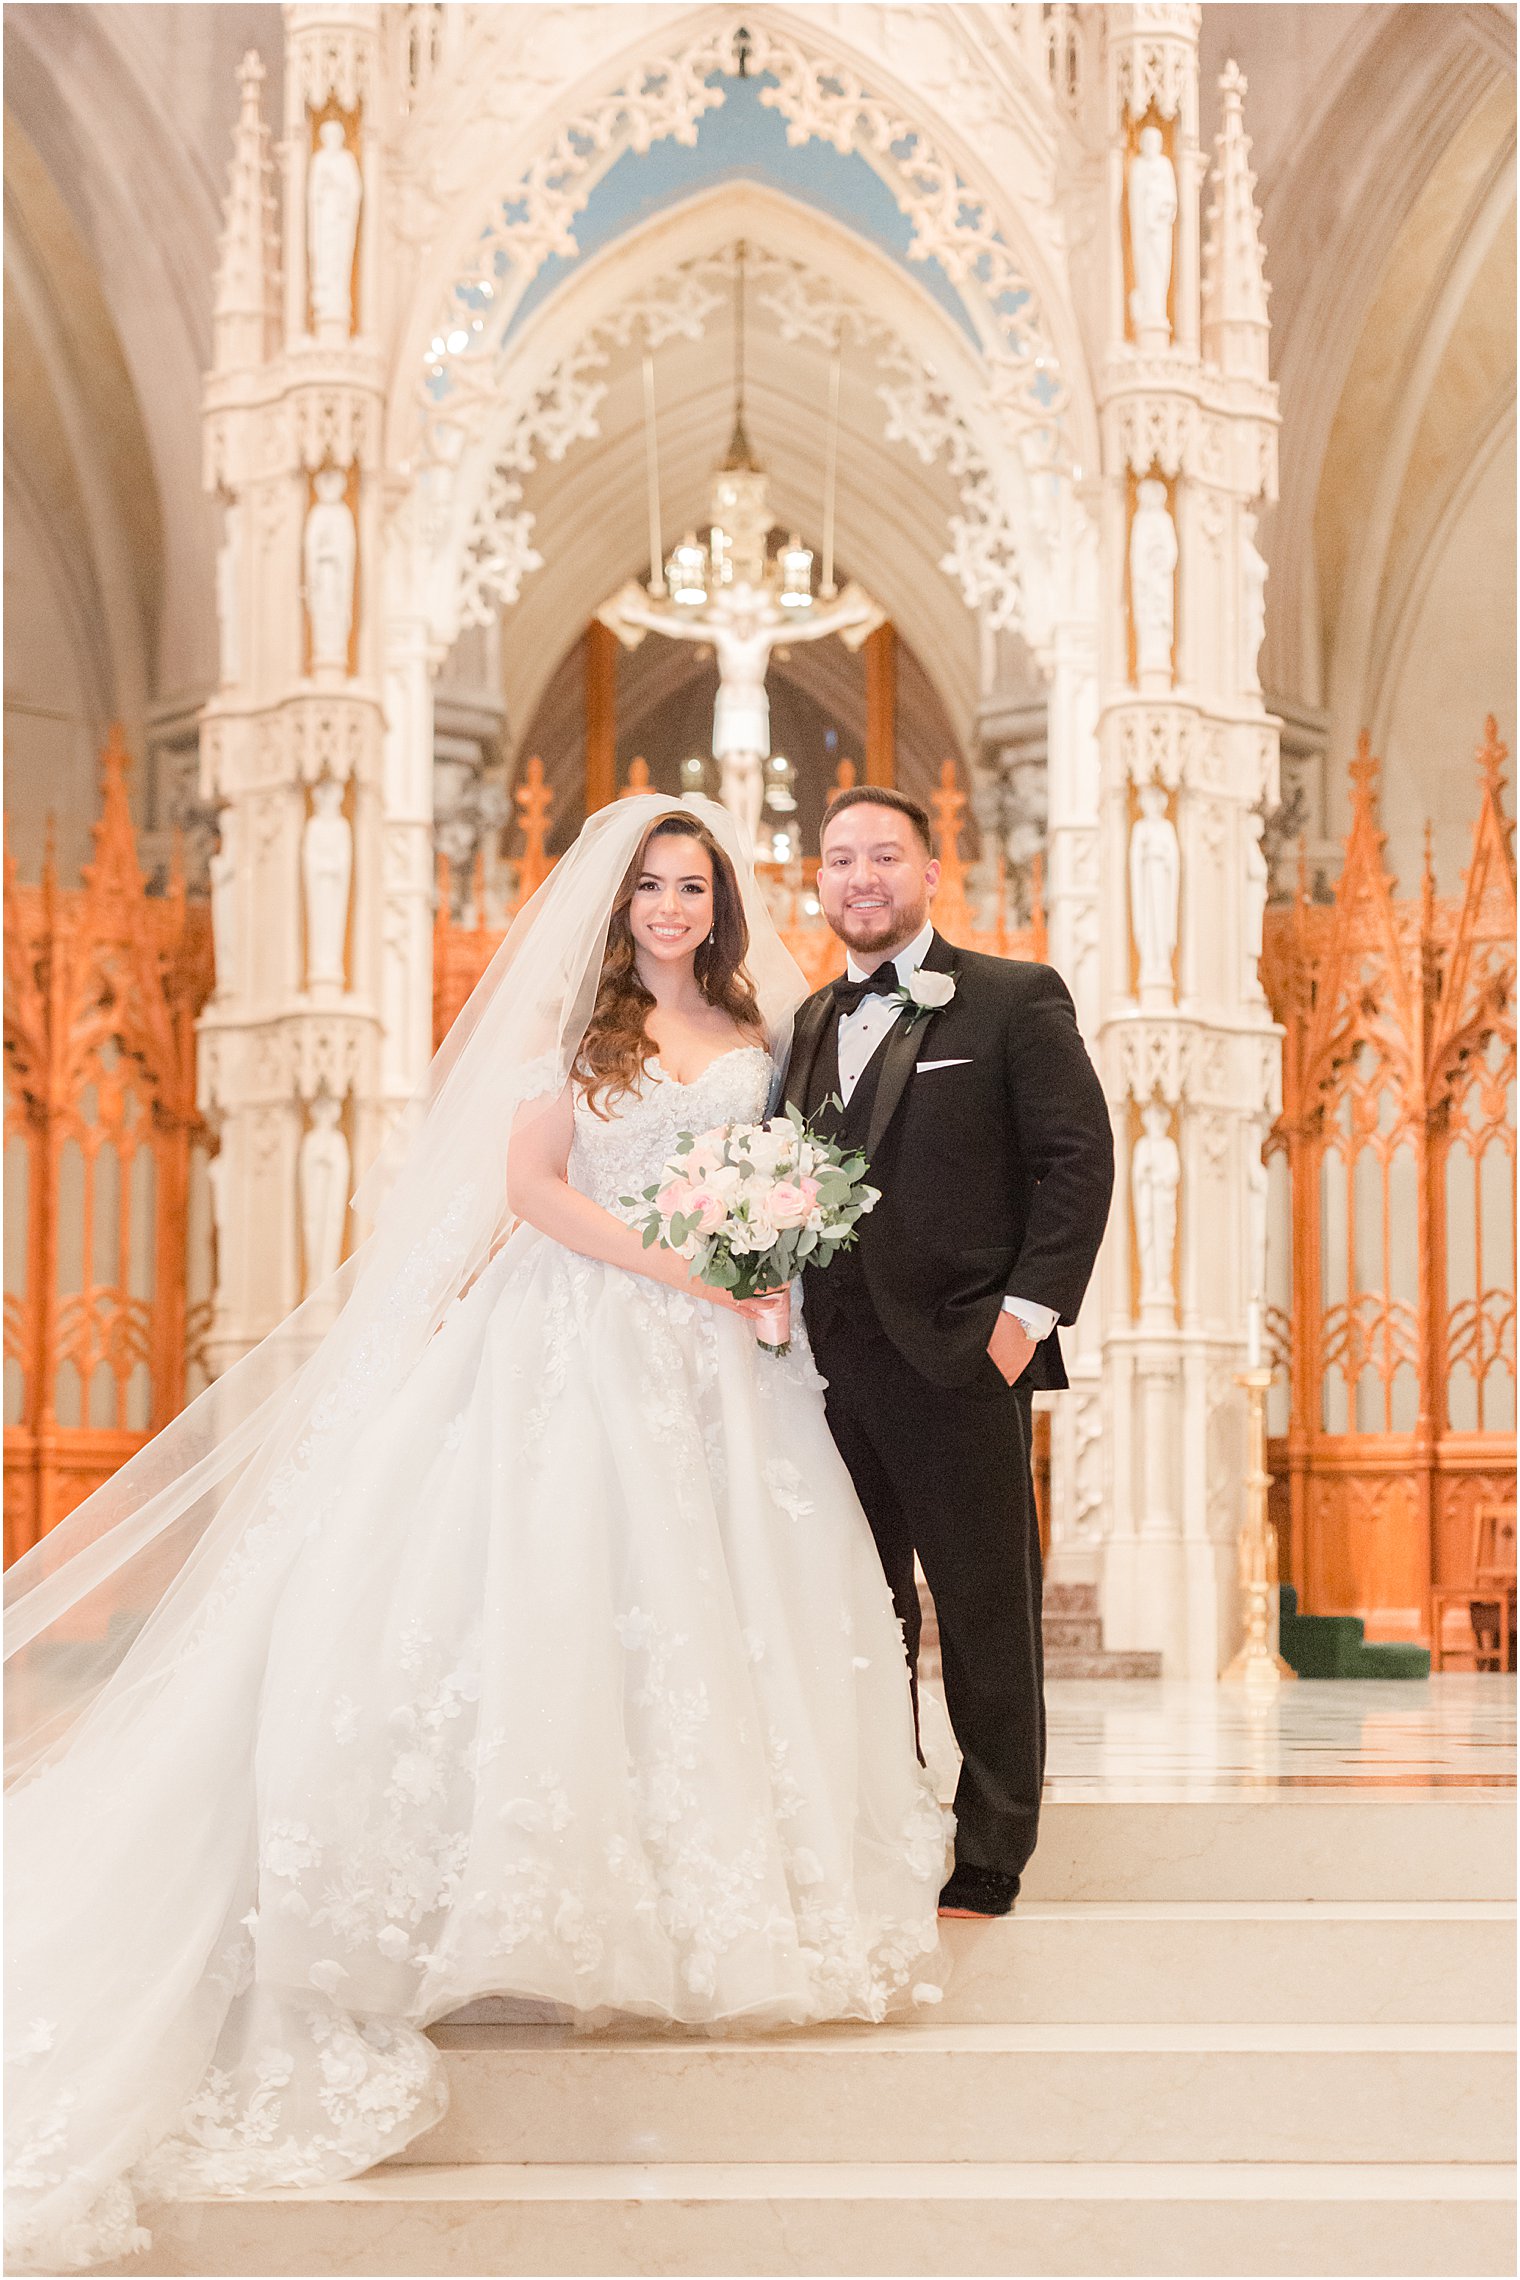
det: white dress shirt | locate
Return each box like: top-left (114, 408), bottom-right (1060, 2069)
top-left (837, 923), bottom-right (1057, 1343)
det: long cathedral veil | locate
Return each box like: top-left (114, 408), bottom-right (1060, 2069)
top-left (3, 794), bottom-right (807, 1788)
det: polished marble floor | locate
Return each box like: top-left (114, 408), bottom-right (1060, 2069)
top-left (1042, 1676), bottom-right (1516, 1798)
top-left (922, 1675), bottom-right (1517, 1800)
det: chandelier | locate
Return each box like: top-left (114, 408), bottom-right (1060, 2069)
top-left (653, 242), bottom-right (833, 614)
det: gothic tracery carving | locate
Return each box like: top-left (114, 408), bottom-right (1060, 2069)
top-left (419, 16), bottom-right (1070, 479)
top-left (1113, 8), bottom-right (1203, 125)
top-left (455, 242), bottom-right (1032, 636)
top-left (292, 27), bottom-right (372, 114)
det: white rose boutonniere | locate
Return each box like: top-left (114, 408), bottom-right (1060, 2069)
top-left (893, 968), bottom-right (957, 1026)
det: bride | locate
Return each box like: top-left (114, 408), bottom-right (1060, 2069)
top-left (5, 794), bottom-right (947, 2274)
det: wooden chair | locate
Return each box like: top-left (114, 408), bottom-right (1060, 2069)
top-left (1431, 1506), bottom-right (1517, 1672)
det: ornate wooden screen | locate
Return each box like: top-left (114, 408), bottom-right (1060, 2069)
top-left (4, 734), bottom-right (214, 1564)
top-left (1261, 722), bottom-right (1516, 1641)
top-left (432, 755), bottom-right (1046, 1048)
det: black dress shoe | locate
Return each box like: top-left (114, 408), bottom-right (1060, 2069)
top-left (938, 1864), bottom-right (1020, 1917)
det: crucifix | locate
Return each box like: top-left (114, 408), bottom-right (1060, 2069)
top-left (596, 242), bottom-right (883, 849)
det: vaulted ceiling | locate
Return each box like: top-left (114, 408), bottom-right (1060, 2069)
top-left (1203, 2), bottom-right (1515, 879)
top-left (4, 2), bottom-right (1513, 892)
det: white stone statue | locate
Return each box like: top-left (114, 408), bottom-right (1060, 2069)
top-left (302, 777), bottom-right (352, 989)
top-left (215, 503), bottom-right (240, 688)
top-left (599, 575), bottom-right (883, 848)
top-left (1132, 1101), bottom-right (1181, 1321)
top-left (307, 120), bottom-right (362, 333)
top-left (1129, 781), bottom-right (1180, 1000)
top-left (304, 470), bottom-right (356, 674)
top-left (1128, 124), bottom-right (1178, 337)
top-left (299, 1093), bottom-right (351, 1293)
top-left (1241, 512), bottom-right (1268, 691)
top-left (1244, 809), bottom-right (1269, 1002)
top-left (209, 809), bottom-right (239, 995)
top-left (1130, 479), bottom-right (1178, 686)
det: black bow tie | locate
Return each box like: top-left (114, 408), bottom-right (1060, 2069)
top-left (833, 964), bottom-right (902, 1016)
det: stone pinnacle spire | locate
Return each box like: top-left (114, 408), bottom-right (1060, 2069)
top-left (213, 49), bottom-right (281, 373)
top-left (1202, 61), bottom-right (1270, 380)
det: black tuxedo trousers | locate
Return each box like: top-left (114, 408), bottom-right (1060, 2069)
top-left (810, 1308), bottom-right (1046, 1880)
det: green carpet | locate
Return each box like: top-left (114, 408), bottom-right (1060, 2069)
top-left (1277, 1586), bottom-right (1432, 1679)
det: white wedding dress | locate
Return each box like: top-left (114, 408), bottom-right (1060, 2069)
top-left (7, 1043), bottom-right (946, 2272)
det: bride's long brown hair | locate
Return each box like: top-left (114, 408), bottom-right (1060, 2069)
top-left (572, 811), bottom-right (764, 1117)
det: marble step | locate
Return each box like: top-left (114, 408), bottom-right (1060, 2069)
top-left (918, 1582), bottom-right (1163, 1680)
top-left (1042, 1615), bottom-right (1104, 1651)
top-left (1019, 1795), bottom-right (1515, 1902)
top-left (125, 2160), bottom-right (1519, 2277)
top-left (1043, 1648), bottom-right (1166, 1678)
top-left (939, 1899), bottom-right (1517, 2023)
top-left (933, 1644), bottom-right (1167, 1679)
top-left (923, 1651), bottom-right (1168, 1685)
top-left (445, 1899), bottom-right (1515, 2028)
top-left (1044, 1581), bottom-right (1102, 1615)
top-left (399, 2021), bottom-right (1515, 2167)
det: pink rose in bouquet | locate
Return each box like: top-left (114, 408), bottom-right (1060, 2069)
top-left (768, 1178), bottom-right (819, 1231)
top-left (686, 1187), bottom-right (731, 1236)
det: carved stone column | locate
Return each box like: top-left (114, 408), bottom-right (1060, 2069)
top-left (1093, 15), bottom-right (1283, 1674)
top-left (1036, 490), bottom-right (1109, 1582)
top-left (198, 7), bottom-right (390, 1369)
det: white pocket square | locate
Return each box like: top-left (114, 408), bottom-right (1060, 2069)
top-left (914, 1057), bottom-right (972, 1073)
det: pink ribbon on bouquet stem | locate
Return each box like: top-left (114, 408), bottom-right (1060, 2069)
top-left (750, 1286), bottom-right (791, 1356)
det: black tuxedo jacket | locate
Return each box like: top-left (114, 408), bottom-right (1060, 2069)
top-left (781, 933), bottom-right (1114, 1392)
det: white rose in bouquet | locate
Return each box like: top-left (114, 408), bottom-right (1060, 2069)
top-left (734, 1211), bottom-right (777, 1254)
top-left (741, 1124), bottom-right (794, 1177)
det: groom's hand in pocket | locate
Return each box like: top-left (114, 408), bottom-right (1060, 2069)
top-left (988, 1311), bottom-right (1037, 1387)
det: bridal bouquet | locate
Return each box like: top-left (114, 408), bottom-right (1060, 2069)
top-left (621, 1108), bottom-right (879, 1356)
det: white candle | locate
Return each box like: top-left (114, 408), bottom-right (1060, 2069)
top-left (1246, 1297), bottom-right (1263, 1371)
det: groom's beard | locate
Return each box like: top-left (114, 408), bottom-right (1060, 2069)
top-left (828, 888), bottom-right (933, 962)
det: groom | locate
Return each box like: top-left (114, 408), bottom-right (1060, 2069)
top-left (782, 787), bottom-right (1114, 1917)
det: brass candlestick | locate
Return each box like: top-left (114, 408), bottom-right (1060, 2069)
top-left (1221, 1364), bottom-right (1296, 1688)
